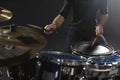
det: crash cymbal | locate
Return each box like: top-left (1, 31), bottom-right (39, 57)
top-left (0, 7), bottom-right (13, 22)
top-left (0, 25), bottom-right (47, 48)
top-left (0, 25), bottom-right (47, 67)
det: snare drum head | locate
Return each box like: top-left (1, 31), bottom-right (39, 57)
top-left (71, 41), bottom-right (114, 56)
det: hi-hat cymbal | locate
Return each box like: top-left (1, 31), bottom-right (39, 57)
top-left (0, 25), bottom-right (47, 67)
top-left (0, 7), bottom-right (13, 22)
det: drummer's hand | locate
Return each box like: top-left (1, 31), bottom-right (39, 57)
top-left (95, 24), bottom-right (104, 36)
top-left (44, 23), bottom-right (57, 35)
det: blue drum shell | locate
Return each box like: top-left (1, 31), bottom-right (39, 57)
top-left (37, 51), bottom-right (87, 66)
top-left (87, 50), bottom-right (120, 65)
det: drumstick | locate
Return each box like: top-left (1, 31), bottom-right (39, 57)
top-left (27, 24), bottom-right (58, 33)
top-left (90, 37), bottom-right (98, 46)
top-left (86, 36), bottom-right (98, 52)
top-left (27, 24), bottom-right (43, 30)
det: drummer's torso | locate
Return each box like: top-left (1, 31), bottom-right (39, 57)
top-left (71, 0), bottom-right (100, 8)
top-left (70, 0), bottom-right (101, 24)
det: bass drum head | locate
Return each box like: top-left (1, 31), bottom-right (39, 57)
top-left (71, 41), bottom-right (114, 57)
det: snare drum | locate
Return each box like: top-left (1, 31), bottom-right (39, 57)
top-left (71, 41), bottom-right (114, 57)
top-left (85, 50), bottom-right (120, 79)
top-left (37, 51), bottom-right (87, 80)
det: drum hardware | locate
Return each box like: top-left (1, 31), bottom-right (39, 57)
top-left (0, 7), bottom-right (13, 22)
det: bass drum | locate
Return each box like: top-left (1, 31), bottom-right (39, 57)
top-left (37, 51), bottom-right (87, 80)
top-left (71, 41), bottom-right (114, 57)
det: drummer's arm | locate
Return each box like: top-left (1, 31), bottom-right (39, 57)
top-left (51, 15), bottom-right (65, 29)
top-left (98, 13), bottom-right (108, 26)
top-left (56, 0), bottom-right (73, 28)
top-left (44, 0), bottom-right (72, 32)
top-left (95, 0), bottom-right (108, 36)
top-left (96, 13), bottom-right (108, 36)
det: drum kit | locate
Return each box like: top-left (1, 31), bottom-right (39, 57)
top-left (37, 41), bottom-right (120, 80)
top-left (0, 7), bottom-right (120, 80)
top-left (0, 7), bottom-right (47, 80)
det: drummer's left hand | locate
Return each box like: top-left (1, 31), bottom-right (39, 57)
top-left (95, 24), bottom-right (104, 36)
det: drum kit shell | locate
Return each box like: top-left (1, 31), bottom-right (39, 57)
top-left (38, 41), bottom-right (120, 80)
top-left (0, 7), bottom-right (120, 80)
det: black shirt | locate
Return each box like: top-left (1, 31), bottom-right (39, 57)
top-left (59, 0), bottom-right (108, 25)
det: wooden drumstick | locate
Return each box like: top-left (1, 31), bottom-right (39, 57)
top-left (90, 36), bottom-right (98, 46)
top-left (27, 24), bottom-right (58, 33)
top-left (27, 24), bottom-right (43, 30)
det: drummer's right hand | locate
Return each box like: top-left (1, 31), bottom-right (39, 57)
top-left (44, 23), bottom-right (57, 35)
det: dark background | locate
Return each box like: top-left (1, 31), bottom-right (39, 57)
top-left (0, 0), bottom-right (120, 51)
top-left (0, 0), bottom-right (120, 80)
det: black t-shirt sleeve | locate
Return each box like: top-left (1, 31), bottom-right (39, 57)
top-left (99, 0), bottom-right (108, 14)
top-left (59, 0), bottom-right (72, 19)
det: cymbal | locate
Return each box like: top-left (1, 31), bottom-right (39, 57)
top-left (0, 25), bottom-right (47, 67)
top-left (0, 25), bottom-right (47, 48)
top-left (0, 7), bottom-right (13, 22)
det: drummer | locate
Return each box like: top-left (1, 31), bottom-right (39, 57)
top-left (44, 0), bottom-right (109, 53)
